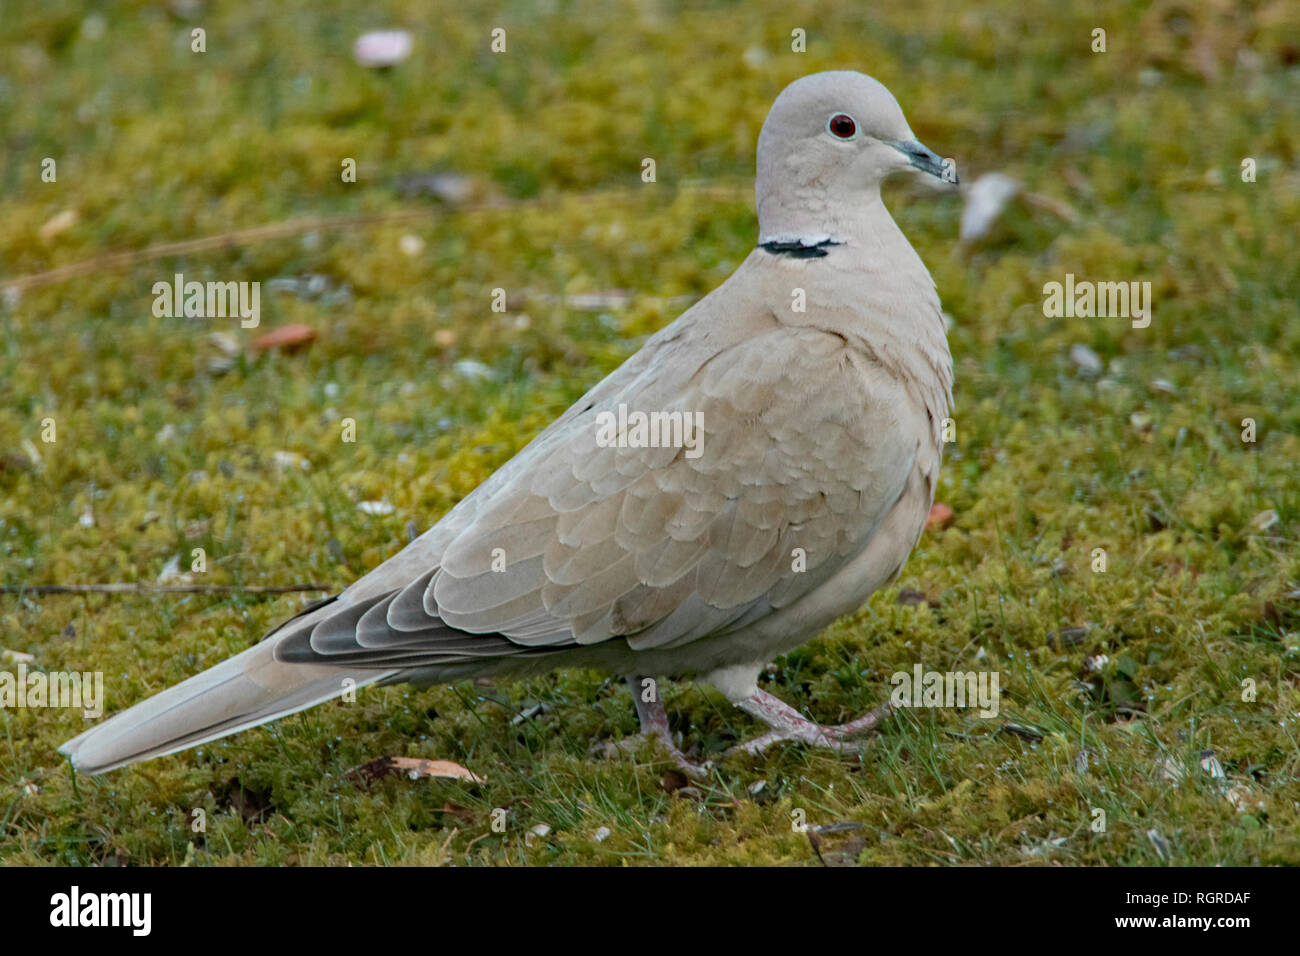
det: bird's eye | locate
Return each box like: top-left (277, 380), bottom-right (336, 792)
top-left (827, 113), bottom-right (857, 139)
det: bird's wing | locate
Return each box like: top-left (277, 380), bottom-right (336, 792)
top-left (274, 307), bottom-right (925, 670)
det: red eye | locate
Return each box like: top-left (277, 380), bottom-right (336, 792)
top-left (828, 113), bottom-right (857, 138)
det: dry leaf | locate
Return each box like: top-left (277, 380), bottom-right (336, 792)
top-left (926, 502), bottom-right (954, 531)
top-left (661, 769), bottom-right (688, 794)
top-left (347, 755), bottom-right (485, 785)
top-left (39, 209), bottom-right (78, 241)
top-left (387, 757), bottom-right (485, 783)
top-left (251, 323), bottom-right (316, 353)
top-left (1251, 509), bottom-right (1279, 531)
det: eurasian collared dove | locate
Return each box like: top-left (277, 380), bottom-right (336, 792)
top-left (61, 70), bottom-right (955, 776)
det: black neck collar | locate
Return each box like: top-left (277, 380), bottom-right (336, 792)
top-left (757, 238), bottom-right (844, 259)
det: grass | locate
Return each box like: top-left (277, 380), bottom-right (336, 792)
top-left (2, 0), bottom-right (1299, 865)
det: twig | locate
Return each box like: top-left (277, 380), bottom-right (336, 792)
top-left (0, 583), bottom-right (332, 595)
top-left (1, 209), bottom-right (445, 294)
top-left (1, 184), bottom-right (750, 294)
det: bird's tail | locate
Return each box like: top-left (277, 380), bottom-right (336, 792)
top-left (59, 606), bottom-right (396, 774)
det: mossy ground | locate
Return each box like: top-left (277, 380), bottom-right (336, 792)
top-left (2, 1), bottom-right (1299, 866)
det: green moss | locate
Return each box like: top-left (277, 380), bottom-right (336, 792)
top-left (1, 0), bottom-right (1298, 865)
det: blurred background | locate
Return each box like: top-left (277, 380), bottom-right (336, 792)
top-left (1, 1), bottom-right (1299, 866)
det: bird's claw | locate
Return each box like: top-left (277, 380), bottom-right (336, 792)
top-left (593, 732), bottom-right (713, 780)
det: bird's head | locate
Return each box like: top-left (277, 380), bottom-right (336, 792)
top-left (755, 70), bottom-right (953, 242)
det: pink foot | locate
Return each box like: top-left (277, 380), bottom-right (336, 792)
top-left (725, 689), bottom-right (893, 757)
top-left (594, 676), bottom-right (712, 779)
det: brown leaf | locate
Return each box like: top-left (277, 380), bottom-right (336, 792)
top-left (346, 756), bottom-right (401, 786)
top-left (1168, 560), bottom-right (1201, 579)
top-left (390, 756), bottom-right (486, 783)
top-left (215, 777), bottom-right (273, 822)
top-left (926, 502), bottom-right (954, 531)
top-left (898, 588), bottom-right (941, 609)
top-left (346, 755), bottom-right (485, 785)
top-left (440, 802), bottom-right (478, 825)
top-left (660, 769), bottom-right (689, 794)
top-left (251, 323), bottom-right (317, 353)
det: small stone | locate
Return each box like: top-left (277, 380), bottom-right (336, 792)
top-left (1145, 828), bottom-right (1172, 861)
top-left (593, 826), bottom-right (611, 843)
top-left (1069, 343), bottom-right (1103, 376)
top-left (81, 14), bottom-right (106, 40)
top-left (425, 173), bottom-right (476, 205)
top-left (156, 554), bottom-right (194, 586)
top-left (1199, 750), bottom-right (1225, 779)
top-left (453, 359), bottom-right (494, 382)
top-left (357, 500), bottom-right (395, 516)
top-left (272, 450), bottom-right (310, 473)
top-left (1083, 653), bottom-right (1109, 673)
top-left (959, 172), bottom-right (1020, 242)
top-left (209, 332), bottom-right (241, 356)
top-left (353, 30), bottom-right (412, 68)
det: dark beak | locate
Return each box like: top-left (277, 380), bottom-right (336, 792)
top-left (888, 140), bottom-right (956, 183)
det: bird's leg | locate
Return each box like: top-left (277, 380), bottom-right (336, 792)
top-left (725, 689), bottom-right (893, 757)
top-left (594, 676), bottom-right (712, 779)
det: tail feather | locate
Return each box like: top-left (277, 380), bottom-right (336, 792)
top-left (59, 633), bottom-right (396, 774)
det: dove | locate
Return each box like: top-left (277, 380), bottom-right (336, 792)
top-left (61, 70), bottom-right (955, 777)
